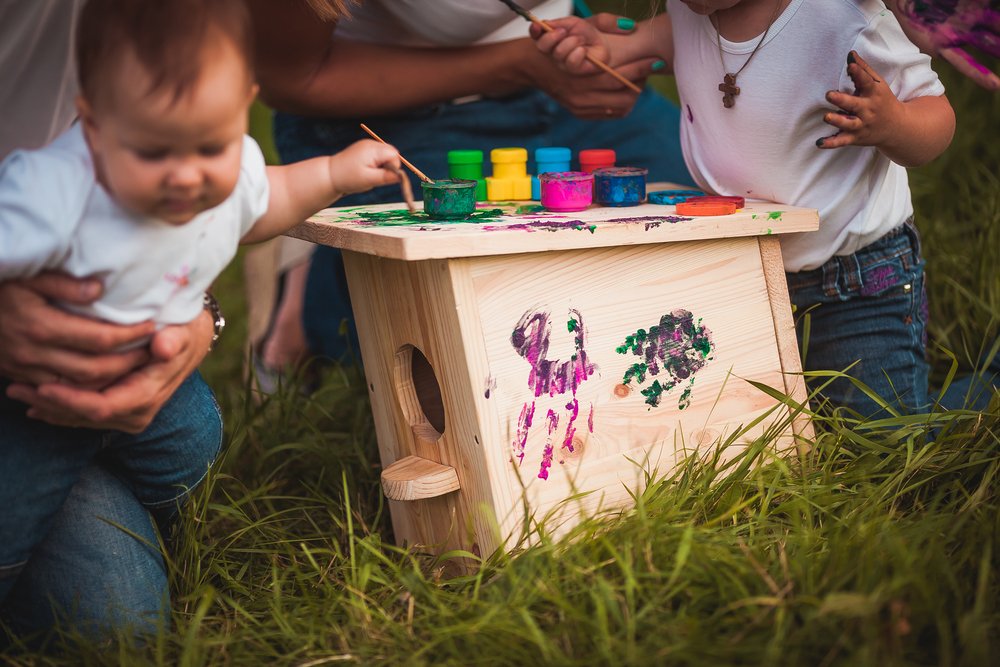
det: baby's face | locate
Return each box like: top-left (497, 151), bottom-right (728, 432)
top-left (79, 38), bottom-right (255, 225)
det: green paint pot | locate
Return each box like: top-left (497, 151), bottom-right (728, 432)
top-left (421, 179), bottom-right (477, 219)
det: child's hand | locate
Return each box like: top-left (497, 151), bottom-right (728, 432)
top-left (328, 139), bottom-right (405, 197)
top-left (532, 15), bottom-right (612, 75)
top-left (817, 51), bottom-right (905, 151)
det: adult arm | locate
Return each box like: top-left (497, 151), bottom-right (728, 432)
top-left (1, 273), bottom-right (214, 433)
top-left (247, 0), bottom-right (661, 120)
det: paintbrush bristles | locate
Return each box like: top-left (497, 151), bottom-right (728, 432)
top-left (359, 123), bottom-right (433, 183)
top-left (495, 0), bottom-right (643, 95)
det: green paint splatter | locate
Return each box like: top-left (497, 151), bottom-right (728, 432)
top-left (766, 228), bottom-right (773, 235)
top-left (767, 211), bottom-right (783, 220)
top-left (344, 208), bottom-right (505, 227)
top-left (515, 204), bottom-right (546, 214)
top-left (751, 214), bottom-right (757, 219)
top-left (567, 317), bottom-right (578, 332)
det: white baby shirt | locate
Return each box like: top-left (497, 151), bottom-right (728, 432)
top-left (668, 0), bottom-right (945, 271)
top-left (0, 124), bottom-right (269, 325)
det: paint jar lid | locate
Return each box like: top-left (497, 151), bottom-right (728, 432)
top-left (535, 147), bottom-right (571, 162)
top-left (420, 178), bottom-right (478, 191)
top-left (578, 148), bottom-right (616, 165)
top-left (447, 149), bottom-right (484, 165)
top-left (592, 166), bottom-right (648, 178)
top-left (490, 147), bottom-right (528, 163)
top-left (539, 170), bottom-right (594, 183)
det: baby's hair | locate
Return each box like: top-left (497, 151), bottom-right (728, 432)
top-left (76, 0), bottom-right (254, 108)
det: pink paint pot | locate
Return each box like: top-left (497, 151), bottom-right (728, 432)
top-left (539, 171), bottom-right (594, 212)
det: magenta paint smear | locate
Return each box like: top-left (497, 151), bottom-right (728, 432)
top-left (510, 308), bottom-right (597, 479)
top-left (901, 1), bottom-right (1000, 57)
top-left (482, 214), bottom-right (691, 234)
top-left (616, 309), bottom-right (715, 410)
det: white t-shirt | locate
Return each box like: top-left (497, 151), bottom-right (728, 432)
top-left (0, 124), bottom-right (270, 325)
top-left (0, 0), bottom-right (85, 159)
top-left (336, 0), bottom-right (571, 46)
top-left (669, 0), bottom-right (945, 271)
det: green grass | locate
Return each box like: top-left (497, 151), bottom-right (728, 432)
top-left (4, 64), bottom-right (999, 665)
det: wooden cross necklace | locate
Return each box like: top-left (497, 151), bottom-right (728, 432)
top-left (715, 0), bottom-right (783, 108)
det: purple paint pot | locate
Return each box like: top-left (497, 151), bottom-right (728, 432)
top-left (593, 166), bottom-right (648, 207)
top-left (539, 171), bottom-right (594, 212)
top-left (421, 178), bottom-right (478, 219)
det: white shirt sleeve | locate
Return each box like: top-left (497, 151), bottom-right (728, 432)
top-left (0, 148), bottom-right (86, 279)
top-left (235, 134), bottom-right (270, 237)
top-left (846, 10), bottom-right (946, 101)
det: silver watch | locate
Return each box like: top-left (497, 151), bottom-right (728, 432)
top-left (203, 292), bottom-right (225, 351)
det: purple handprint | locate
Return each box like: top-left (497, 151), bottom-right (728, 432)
top-left (897, 0), bottom-right (1000, 89)
top-left (616, 309), bottom-right (714, 410)
top-left (510, 308), bottom-right (596, 480)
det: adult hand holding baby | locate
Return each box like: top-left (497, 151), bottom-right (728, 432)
top-left (0, 273), bottom-right (213, 433)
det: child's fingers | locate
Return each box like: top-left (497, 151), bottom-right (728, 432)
top-left (825, 90), bottom-right (863, 116)
top-left (822, 109), bottom-right (863, 132)
top-left (846, 51), bottom-right (882, 94)
top-left (534, 27), bottom-right (566, 55)
top-left (815, 132), bottom-right (857, 150)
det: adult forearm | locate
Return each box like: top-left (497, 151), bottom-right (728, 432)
top-left (258, 38), bottom-right (543, 117)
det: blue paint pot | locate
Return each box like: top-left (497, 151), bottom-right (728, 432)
top-left (648, 189), bottom-right (705, 205)
top-left (532, 147), bottom-right (571, 200)
top-left (593, 166), bottom-right (648, 207)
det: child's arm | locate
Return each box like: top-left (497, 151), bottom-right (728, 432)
top-left (532, 13), bottom-right (674, 76)
top-left (818, 50), bottom-right (956, 168)
top-left (241, 139), bottom-right (402, 244)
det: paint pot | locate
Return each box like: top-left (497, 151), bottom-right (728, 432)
top-left (447, 150), bottom-right (487, 201)
top-left (421, 178), bottom-right (478, 219)
top-left (593, 166), bottom-right (648, 207)
top-left (539, 171), bottom-right (593, 212)
top-left (648, 189), bottom-right (705, 205)
top-left (532, 146), bottom-right (571, 200)
top-left (675, 200), bottom-right (737, 216)
top-left (487, 147), bottom-right (532, 200)
top-left (685, 195), bottom-right (745, 209)
top-left (578, 148), bottom-right (616, 173)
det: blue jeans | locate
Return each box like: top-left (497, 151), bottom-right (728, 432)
top-left (787, 220), bottom-right (998, 418)
top-left (0, 371), bottom-right (222, 639)
top-left (273, 88), bottom-right (692, 361)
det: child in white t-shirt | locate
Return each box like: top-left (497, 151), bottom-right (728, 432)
top-left (531, 0), bottom-right (985, 417)
top-left (0, 0), bottom-right (402, 605)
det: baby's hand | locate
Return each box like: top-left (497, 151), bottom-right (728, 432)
top-left (817, 51), bottom-right (904, 151)
top-left (329, 139), bottom-right (404, 197)
top-left (532, 15), bottom-right (612, 75)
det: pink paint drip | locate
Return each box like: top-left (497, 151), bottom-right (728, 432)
top-left (538, 409), bottom-right (560, 480)
top-left (512, 401), bottom-right (535, 463)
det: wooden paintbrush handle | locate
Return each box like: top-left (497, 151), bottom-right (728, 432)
top-left (360, 123), bottom-right (433, 183)
top-left (526, 10), bottom-right (643, 95)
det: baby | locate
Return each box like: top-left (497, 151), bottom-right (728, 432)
top-left (0, 0), bottom-right (401, 608)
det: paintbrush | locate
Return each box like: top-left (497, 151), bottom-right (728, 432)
top-left (359, 123), bottom-right (433, 184)
top-left (387, 164), bottom-right (417, 213)
top-left (496, 0), bottom-right (643, 94)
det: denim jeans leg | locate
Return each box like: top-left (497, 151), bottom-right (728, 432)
top-left (787, 222), bottom-right (931, 418)
top-left (102, 370), bottom-right (223, 532)
top-left (0, 394), bottom-right (104, 603)
top-left (1, 463), bottom-right (168, 641)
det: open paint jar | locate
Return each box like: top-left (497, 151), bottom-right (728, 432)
top-left (539, 171), bottom-right (594, 212)
top-left (593, 166), bottom-right (648, 207)
top-left (421, 179), bottom-right (478, 219)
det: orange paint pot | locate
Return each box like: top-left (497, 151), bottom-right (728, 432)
top-left (675, 200), bottom-right (737, 216)
top-left (687, 195), bottom-right (745, 208)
